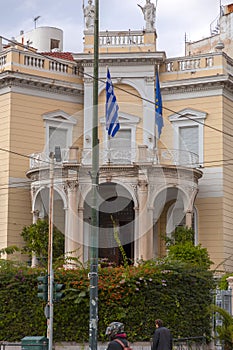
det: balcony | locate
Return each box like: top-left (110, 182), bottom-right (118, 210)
top-left (28, 146), bottom-right (199, 170)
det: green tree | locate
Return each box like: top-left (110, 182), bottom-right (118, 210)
top-left (165, 226), bottom-right (213, 269)
top-left (21, 219), bottom-right (64, 266)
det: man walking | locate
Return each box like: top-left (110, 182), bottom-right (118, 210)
top-left (152, 319), bottom-right (173, 350)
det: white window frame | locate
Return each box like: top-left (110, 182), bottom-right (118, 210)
top-left (169, 108), bottom-right (206, 165)
top-left (100, 112), bottom-right (140, 163)
top-left (43, 110), bottom-right (77, 156)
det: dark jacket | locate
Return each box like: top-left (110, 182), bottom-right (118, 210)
top-left (106, 334), bottom-right (128, 350)
top-left (152, 326), bottom-right (173, 350)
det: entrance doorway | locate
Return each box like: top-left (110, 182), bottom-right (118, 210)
top-left (84, 182), bottom-right (135, 265)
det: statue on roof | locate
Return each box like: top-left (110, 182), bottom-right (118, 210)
top-left (83, 0), bottom-right (95, 32)
top-left (138, 0), bottom-right (156, 31)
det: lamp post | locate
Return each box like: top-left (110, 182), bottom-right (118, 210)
top-left (89, 0), bottom-right (99, 349)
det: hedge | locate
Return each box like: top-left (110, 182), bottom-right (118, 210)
top-left (0, 260), bottom-right (215, 342)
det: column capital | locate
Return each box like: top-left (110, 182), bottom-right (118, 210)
top-left (65, 180), bottom-right (79, 192)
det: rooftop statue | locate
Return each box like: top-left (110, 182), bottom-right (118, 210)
top-left (138, 0), bottom-right (156, 31)
top-left (83, 0), bottom-right (95, 32)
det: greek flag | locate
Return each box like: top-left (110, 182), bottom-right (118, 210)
top-left (106, 68), bottom-right (120, 137)
top-left (155, 70), bottom-right (163, 138)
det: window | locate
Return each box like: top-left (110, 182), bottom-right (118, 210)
top-left (179, 125), bottom-right (199, 156)
top-left (43, 110), bottom-right (77, 161)
top-left (169, 108), bottom-right (207, 165)
top-left (49, 127), bottom-right (67, 154)
top-left (109, 129), bottom-right (132, 164)
top-left (50, 39), bottom-right (60, 51)
top-left (100, 112), bottom-right (140, 164)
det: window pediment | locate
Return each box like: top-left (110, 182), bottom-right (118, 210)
top-left (100, 112), bottom-right (140, 125)
top-left (169, 108), bottom-right (207, 123)
top-left (42, 110), bottom-right (77, 125)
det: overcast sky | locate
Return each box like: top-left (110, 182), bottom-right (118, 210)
top-left (0, 0), bottom-right (231, 57)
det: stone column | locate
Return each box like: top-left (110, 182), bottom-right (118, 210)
top-left (137, 178), bottom-right (153, 260)
top-left (77, 207), bottom-right (84, 264)
top-left (134, 207), bottom-right (140, 263)
top-left (65, 180), bottom-right (79, 267)
top-left (185, 210), bottom-right (193, 228)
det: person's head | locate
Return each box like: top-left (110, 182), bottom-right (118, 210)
top-left (105, 322), bottom-right (125, 340)
top-left (155, 319), bottom-right (163, 328)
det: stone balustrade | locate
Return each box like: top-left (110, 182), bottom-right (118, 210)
top-left (29, 147), bottom-right (199, 169)
top-left (165, 54), bottom-right (216, 72)
top-left (99, 30), bottom-right (144, 47)
top-left (0, 49), bottom-right (77, 76)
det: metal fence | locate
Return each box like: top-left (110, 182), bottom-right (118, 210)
top-left (173, 337), bottom-right (207, 350)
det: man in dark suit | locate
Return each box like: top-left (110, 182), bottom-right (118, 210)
top-left (152, 319), bottom-right (173, 350)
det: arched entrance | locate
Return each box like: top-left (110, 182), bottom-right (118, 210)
top-left (84, 182), bottom-right (135, 265)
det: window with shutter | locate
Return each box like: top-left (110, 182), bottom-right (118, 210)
top-left (179, 125), bottom-right (199, 156)
top-left (169, 108), bottom-right (207, 166)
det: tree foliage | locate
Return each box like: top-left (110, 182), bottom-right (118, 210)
top-left (165, 227), bottom-right (213, 269)
top-left (21, 219), bottom-right (64, 266)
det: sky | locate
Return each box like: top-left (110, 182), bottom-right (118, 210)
top-left (0, 0), bottom-right (231, 57)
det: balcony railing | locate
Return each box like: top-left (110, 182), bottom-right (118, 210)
top-left (0, 49), bottom-right (78, 77)
top-left (99, 30), bottom-right (145, 47)
top-left (165, 53), bottom-right (217, 72)
top-left (28, 147), bottom-right (199, 170)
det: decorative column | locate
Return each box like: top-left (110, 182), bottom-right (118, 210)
top-left (185, 187), bottom-right (198, 228)
top-left (143, 76), bottom-right (155, 149)
top-left (65, 180), bottom-right (79, 267)
top-left (134, 206), bottom-right (139, 263)
top-left (77, 207), bottom-right (84, 264)
top-left (185, 210), bottom-right (193, 228)
top-left (137, 174), bottom-right (153, 260)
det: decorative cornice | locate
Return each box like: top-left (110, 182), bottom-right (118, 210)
top-left (162, 75), bottom-right (233, 95)
top-left (0, 70), bottom-right (84, 97)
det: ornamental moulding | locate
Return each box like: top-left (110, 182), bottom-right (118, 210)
top-left (0, 75), bottom-right (83, 96)
top-left (162, 80), bottom-right (230, 95)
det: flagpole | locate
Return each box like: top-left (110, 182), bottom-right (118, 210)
top-left (154, 64), bottom-right (158, 151)
top-left (107, 135), bottom-right (111, 164)
top-left (89, 0), bottom-right (99, 349)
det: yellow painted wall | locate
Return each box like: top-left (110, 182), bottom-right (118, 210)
top-left (222, 96), bottom-right (233, 270)
top-left (0, 93), bottom-right (10, 249)
top-left (4, 91), bottom-right (83, 250)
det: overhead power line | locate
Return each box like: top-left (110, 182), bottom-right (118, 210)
top-left (1, 35), bottom-right (232, 139)
top-left (0, 35), bottom-right (232, 175)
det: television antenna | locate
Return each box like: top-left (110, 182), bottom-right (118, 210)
top-left (34, 16), bottom-right (41, 29)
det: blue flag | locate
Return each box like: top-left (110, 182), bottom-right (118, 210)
top-left (155, 70), bottom-right (163, 138)
top-left (106, 68), bottom-right (120, 137)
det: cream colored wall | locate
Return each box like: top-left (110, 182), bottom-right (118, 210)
top-left (195, 197), bottom-right (224, 269)
top-left (222, 96), bottom-right (233, 271)
top-left (9, 93), bottom-right (83, 177)
top-left (161, 92), bottom-right (226, 269)
top-left (0, 94), bottom-right (10, 249)
top-left (6, 92), bottom-right (83, 250)
top-left (160, 95), bottom-right (223, 162)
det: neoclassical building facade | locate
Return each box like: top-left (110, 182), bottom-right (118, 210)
top-left (1, 1), bottom-right (233, 269)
